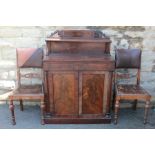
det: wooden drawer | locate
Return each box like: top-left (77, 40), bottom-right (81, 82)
top-left (43, 62), bottom-right (115, 71)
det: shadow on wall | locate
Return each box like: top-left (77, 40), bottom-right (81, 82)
top-left (87, 26), bottom-right (145, 50)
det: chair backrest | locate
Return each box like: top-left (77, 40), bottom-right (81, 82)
top-left (16, 48), bottom-right (43, 87)
top-left (115, 48), bottom-right (142, 85)
top-left (17, 48), bottom-right (43, 68)
top-left (115, 49), bottom-right (141, 69)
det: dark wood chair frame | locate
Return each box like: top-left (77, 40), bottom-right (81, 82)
top-left (9, 48), bottom-right (45, 125)
top-left (113, 49), bottom-right (151, 124)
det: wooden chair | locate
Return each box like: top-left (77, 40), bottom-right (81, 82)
top-left (9, 48), bottom-right (45, 125)
top-left (114, 49), bottom-right (151, 124)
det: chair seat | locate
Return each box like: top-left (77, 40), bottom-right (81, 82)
top-left (116, 84), bottom-right (150, 100)
top-left (9, 85), bottom-right (44, 100)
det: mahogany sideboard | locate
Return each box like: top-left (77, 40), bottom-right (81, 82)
top-left (43, 30), bottom-right (115, 124)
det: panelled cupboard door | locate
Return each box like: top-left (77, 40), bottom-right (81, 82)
top-left (47, 71), bottom-right (78, 116)
top-left (79, 71), bottom-right (111, 115)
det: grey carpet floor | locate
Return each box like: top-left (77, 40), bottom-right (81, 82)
top-left (0, 104), bottom-right (155, 129)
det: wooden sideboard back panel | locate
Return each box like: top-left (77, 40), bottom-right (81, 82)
top-left (57, 30), bottom-right (95, 38)
top-left (49, 29), bottom-right (105, 39)
top-left (47, 41), bottom-right (108, 53)
top-left (46, 30), bottom-right (111, 55)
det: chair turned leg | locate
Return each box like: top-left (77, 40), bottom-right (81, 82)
top-left (132, 99), bottom-right (138, 110)
top-left (144, 100), bottom-right (150, 124)
top-left (114, 99), bottom-right (120, 125)
top-left (20, 100), bottom-right (24, 111)
top-left (41, 100), bottom-right (45, 125)
top-left (9, 100), bottom-right (16, 125)
top-left (112, 91), bottom-right (116, 111)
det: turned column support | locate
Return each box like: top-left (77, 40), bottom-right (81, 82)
top-left (114, 99), bottom-right (120, 125)
top-left (144, 100), bottom-right (150, 124)
top-left (41, 99), bottom-right (45, 125)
